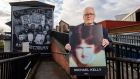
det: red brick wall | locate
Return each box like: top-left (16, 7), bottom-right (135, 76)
top-left (51, 38), bottom-right (69, 73)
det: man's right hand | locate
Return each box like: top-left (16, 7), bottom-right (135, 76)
top-left (65, 43), bottom-right (71, 51)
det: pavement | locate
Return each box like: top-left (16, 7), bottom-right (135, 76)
top-left (33, 58), bottom-right (71, 79)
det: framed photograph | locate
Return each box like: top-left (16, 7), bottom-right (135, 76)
top-left (69, 24), bottom-right (107, 76)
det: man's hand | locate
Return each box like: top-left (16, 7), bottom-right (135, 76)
top-left (65, 43), bottom-right (71, 51)
top-left (102, 39), bottom-right (109, 48)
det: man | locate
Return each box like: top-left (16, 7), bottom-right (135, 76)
top-left (65, 6), bottom-right (111, 79)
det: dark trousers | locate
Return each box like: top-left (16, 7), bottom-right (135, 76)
top-left (77, 76), bottom-right (105, 79)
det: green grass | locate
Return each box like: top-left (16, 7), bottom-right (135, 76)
top-left (0, 41), bottom-right (4, 49)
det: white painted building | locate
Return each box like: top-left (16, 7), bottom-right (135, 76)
top-left (121, 7), bottom-right (140, 21)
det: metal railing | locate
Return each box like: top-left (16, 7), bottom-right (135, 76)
top-left (106, 57), bottom-right (140, 79)
top-left (106, 42), bottom-right (140, 79)
top-left (112, 42), bottom-right (140, 59)
top-left (0, 52), bottom-right (27, 60)
top-left (110, 33), bottom-right (140, 46)
top-left (0, 53), bottom-right (40, 79)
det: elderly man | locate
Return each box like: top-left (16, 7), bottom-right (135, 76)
top-left (65, 7), bottom-right (110, 50)
top-left (65, 6), bottom-right (111, 79)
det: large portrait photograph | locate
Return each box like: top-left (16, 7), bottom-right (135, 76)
top-left (69, 24), bottom-right (107, 76)
top-left (12, 7), bottom-right (53, 52)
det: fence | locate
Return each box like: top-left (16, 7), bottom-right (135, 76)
top-left (110, 33), bottom-right (140, 46)
top-left (106, 42), bottom-right (140, 79)
top-left (0, 52), bottom-right (40, 79)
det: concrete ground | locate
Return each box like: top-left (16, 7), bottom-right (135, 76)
top-left (33, 58), bottom-right (71, 79)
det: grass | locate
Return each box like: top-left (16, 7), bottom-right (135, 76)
top-left (0, 41), bottom-right (4, 49)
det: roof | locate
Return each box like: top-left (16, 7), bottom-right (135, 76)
top-left (122, 7), bottom-right (140, 21)
top-left (100, 20), bottom-right (140, 30)
top-left (59, 20), bottom-right (69, 25)
top-left (10, 1), bottom-right (55, 8)
top-left (6, 21), bottom-right (11, 27)
top-left (109, 23), bottom-right (140, 34)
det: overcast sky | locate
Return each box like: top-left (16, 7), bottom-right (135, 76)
top-left (0, 0), bottom-right (140, 32)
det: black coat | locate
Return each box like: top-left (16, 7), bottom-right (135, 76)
top-left (102, 28), bottom-right (113, 52)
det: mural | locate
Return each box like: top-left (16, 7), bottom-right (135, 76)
top-left (12, 7), bottom-right (53, 52)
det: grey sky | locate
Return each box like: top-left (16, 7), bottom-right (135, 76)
top-left (0, 0), bottom-right (140, 32)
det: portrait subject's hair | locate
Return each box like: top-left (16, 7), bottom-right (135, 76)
top-left (70, 24), bottom-right (103, 67)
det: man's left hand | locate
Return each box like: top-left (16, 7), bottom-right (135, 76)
top-left (102, 39), bottom-right (109, 48)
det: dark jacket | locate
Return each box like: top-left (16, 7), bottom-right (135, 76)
top-left (102, 28), bottom-right (112, 52)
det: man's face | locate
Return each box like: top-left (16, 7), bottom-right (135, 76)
top-left (43, 30), bottom-right (47, 35)
top-left (83, 8), bottom-right (95, 25)
top-left (19, 34), bottom-right (26, 41)
top-left (38, 25), bottom-right (42, 30)
top-left (75, 40), bottom-right (95, 65)
top-left (30, 24), bottom-right (35, 30)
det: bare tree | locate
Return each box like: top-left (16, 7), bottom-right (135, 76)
top-left (0, 28), bottom-right (4, 40)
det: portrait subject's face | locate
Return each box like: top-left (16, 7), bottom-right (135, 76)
top-left (43, 30), bottom-right (47, 35)
top-left (19, 34), bottom-right (26, 41)
top-left (75, 40), bottom-right (95, 65)
top-left (30, 24), bottom-right (35, 30)
top-left (38, 25), bottom-right (42, 31)
top-left (28, 33), bottom-right (33, 42)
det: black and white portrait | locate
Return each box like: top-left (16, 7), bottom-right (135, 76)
top-left (12, 7), bottom-right (53, 52)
